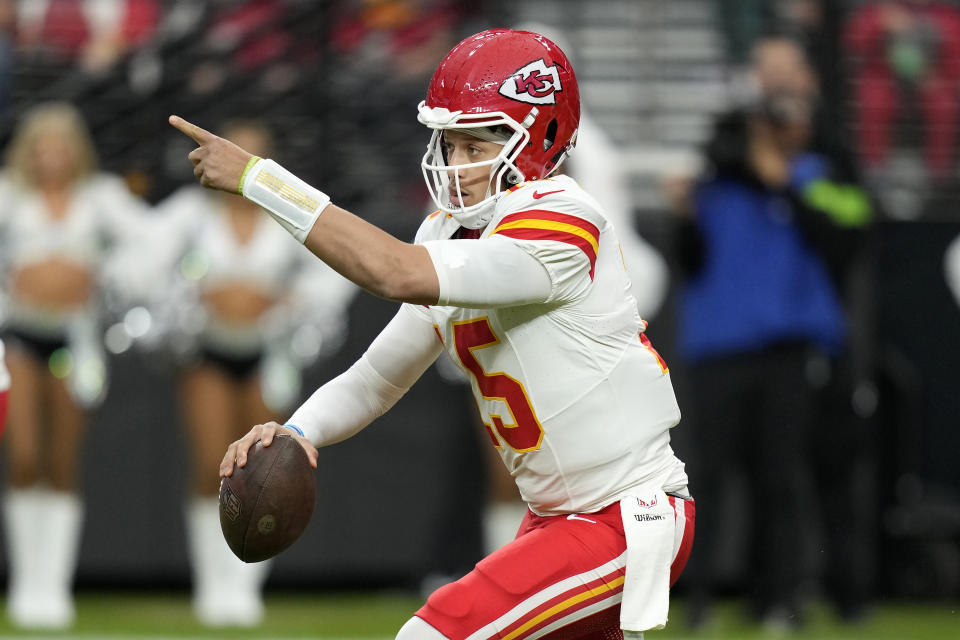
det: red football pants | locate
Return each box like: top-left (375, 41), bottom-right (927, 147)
top-left (417, 496), bottom-right (694, 640)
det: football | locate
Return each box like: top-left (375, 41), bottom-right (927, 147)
top-left (218, 434), bottom-right (316, 562)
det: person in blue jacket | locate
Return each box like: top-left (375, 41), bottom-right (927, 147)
top-left (671, 36), bottom-right (874, 630)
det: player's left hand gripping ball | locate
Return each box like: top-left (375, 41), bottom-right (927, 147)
top-left (219, 434), bottom-right (316, 562)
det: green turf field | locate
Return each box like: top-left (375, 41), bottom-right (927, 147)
top-left (0, 592), bottom-right (955, 639)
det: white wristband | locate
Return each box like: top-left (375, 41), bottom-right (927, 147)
top-left (240, 158), bottom-right (330, 243)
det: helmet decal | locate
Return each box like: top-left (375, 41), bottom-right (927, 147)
top-left (499, 59), bottom-right (563, 105)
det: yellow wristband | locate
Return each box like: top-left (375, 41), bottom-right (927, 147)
top-left (237, 155), bottom-right (262, 195)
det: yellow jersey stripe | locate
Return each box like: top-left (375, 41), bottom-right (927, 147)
top-left (493, 219), bottom-right (600, 255)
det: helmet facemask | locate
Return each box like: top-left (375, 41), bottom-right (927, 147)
top-left (419, 104), bottom-right (530, 229)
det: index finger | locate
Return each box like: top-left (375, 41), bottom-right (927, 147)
top-left (169, 115), bottom-right (213, 144)
top-left (219, 441), bottom-right (239, 477)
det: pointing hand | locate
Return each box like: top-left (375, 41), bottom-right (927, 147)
top-left (169, 115), bottom-right (255, 193)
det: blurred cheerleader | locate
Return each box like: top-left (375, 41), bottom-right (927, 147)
top-left (147, 119), bottom-right (356, 627)
top-left (0, 102), bottom-right (150, 628)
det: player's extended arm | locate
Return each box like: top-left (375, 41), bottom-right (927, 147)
top-left (168, 115), bottom-right (439, 304)
top-left (169, 115), bottom-right (555, 308)
top-left (219, 304), bottom-right (443, 477)
top-left (286, 303), bottom-right (443, 445)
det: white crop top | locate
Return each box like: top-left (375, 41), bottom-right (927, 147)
top-left (144, 186), bottom-right (358, 347)
top-left (0, 171), bottom-right (148, 272)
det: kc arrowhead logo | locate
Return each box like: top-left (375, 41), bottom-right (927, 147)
top-left (499, 59), bottom-right (563, 105)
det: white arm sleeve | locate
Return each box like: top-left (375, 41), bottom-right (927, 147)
top-left (422, 237), bottom-right (553, 308)
top-left (287, 303), bottom-right (443, 446)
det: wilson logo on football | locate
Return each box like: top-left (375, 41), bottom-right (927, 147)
top-left (499, 58), bottom-right (563, 105)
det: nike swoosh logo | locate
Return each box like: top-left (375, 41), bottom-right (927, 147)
top-left (566, 514), bottom-right (597, 523)
top-left (532, 189), bottom-right (564, 199)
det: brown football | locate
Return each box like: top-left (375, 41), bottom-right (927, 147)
top-left (218, 434), bottom-right (316, 562)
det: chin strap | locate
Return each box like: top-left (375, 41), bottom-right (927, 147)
top-left (451, 198), bottom-right (498, 230)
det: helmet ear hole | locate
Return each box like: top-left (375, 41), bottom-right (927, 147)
top-left (543, 118), bottom-right (558, 152)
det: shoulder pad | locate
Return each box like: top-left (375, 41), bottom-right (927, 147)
top-left (492, 175), bottom-right (607, 231)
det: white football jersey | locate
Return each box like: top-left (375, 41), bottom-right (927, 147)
top-left (409, 175), bottom-right (687, 515)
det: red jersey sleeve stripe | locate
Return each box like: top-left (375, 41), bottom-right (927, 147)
top-left (493, 227), bottom-right (598, 279)
top-left (498, 210), bottom-right (600, 240)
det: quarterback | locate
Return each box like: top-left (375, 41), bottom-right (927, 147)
top-left (171, 28), bottom-right (694, 640)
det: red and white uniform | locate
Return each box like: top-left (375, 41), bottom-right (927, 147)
top-left (413, 176), bottom-right (687, 515)
top-left (290, 175), bottom-right (693, 640)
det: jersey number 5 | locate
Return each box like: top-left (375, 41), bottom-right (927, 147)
top-left (453, 318), bottom-right (544, 452)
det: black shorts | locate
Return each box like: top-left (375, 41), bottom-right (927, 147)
top-left (197, 345), bottom-right (262, 381)
top-left (2, 327), bottom-right (68, 364)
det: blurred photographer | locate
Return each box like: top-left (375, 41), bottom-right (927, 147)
top-left (670, 36), bottom-right (875, 629)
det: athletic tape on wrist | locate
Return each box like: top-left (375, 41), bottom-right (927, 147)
top-left (241, 158), bottom-right (331, 243)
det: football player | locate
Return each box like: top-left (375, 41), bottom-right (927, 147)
top-left (171, 28), bottom-right (694, 640)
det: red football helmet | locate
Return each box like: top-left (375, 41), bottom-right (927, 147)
top-left (418, 28), bottom-right (581, 228)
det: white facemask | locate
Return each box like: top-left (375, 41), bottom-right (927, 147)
top-left (418, 103), bottom-right (528, 229)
